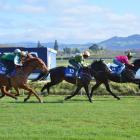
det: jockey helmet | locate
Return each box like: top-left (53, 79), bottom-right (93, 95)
top-left (14, 49), bottom-right (21, 54)
top-left (83, 50), bottom-right (90, 57)
top-left (127, 51), bottom-right (133, 57)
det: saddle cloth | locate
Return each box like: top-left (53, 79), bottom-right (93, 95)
top-left (65, 66), bottom-right (76, 77)
top-left (0, 62), bottom-right (16, 76)
top-left (0, 63), bottom-right (6, 74)
top-left (106, 63), bottom-right (125, 74)
top-left (107, 63), bottom-right (140, 79)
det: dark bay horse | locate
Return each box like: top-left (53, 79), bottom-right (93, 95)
top-left (35, 66), bottom-right (93, 102)
top-left (90, 59), bottom-right (140, 100)
top-left (0, 57), bottom-right (49, 103)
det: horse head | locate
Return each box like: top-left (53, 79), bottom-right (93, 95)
top-left (24, 57), bottom-right (49, 74)
top-left (133, 59), bottom-right (140, 71)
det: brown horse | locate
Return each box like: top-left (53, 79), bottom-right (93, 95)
top-left (0, 57), bottom-right (49, 103)
top-left (90, 59), bottom-right (140, 100)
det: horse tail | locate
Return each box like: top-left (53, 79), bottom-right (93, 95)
top-left (32, 70), bottom-right (50, 82)
top-left (41, 70), bottom-right (50, 80)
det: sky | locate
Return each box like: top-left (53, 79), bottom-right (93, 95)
top-left (0, 0), bottom-right (140, 43)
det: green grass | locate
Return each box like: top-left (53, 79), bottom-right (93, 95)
top-left (0, 96), bottom-right (140, 140)
top-left (57, 59), bottom-right (94, 67)
top-left (28, 81), bottom-right (140, 96)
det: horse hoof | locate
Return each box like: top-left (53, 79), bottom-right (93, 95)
top-left (117, 97), bottom-right (120, 100)
top-left (89, 99), bottom-right (93, 103)
top-left (64, 97), bottom-right (68, 100)
top-left (24, 98), bottom-right (27, 102)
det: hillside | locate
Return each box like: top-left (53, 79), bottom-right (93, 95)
top-left (0, 34), bottom-right (140, 51)
top-left (98, 34), bottom-right (140, 50)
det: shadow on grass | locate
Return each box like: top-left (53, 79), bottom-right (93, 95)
top-left (5, 95), bottom-right (139, 104)
top-left (8, 100), bottom-right (64, 104)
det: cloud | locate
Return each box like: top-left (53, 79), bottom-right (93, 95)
top-left (17, 5), bottom-right (47, 13)
top-left (0, 2), bottom-right (11, 12)
top-left (0, 0), bottom-right (140, 43)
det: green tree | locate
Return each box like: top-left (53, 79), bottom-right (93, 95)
top-left (54, 40), bottom-right (59, 51)
top-left (63, 47), bottom-right (71, 54)
top-left (89, 44), bottom-right (100, 52)
top-left (72, 48), bottom-right (80, 54)
top-left (37, 41), bottom-right (43, 48)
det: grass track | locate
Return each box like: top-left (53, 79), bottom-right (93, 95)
top-left (0, 96), bottom-right (140, 140)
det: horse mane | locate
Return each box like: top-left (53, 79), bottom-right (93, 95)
top-left (24, 57), bottom-right (42, 66)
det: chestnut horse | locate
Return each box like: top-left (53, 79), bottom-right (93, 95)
top-left (0, 57), bottom-right (49, 103)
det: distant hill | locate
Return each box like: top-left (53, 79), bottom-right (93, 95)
top-left (0, 42), bottom-right (92, 51)
top-left (98, 34), bottom-right (140, 50)
top-left (0, 34), bottom-right (140, 51)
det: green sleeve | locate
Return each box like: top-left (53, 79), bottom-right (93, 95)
top-left (75, 54), bottom-right (84, 63)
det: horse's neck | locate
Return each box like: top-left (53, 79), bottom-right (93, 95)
top-left (18, 65), bottom-right (35, 76)
top-left (134, 66), bottom-right (140, 72)
top-left (25, 65), bottom-right (35, 73)
top-left (126, 65), bottom-right (138, 73)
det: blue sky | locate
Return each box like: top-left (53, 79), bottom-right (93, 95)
top-left (0, 0), bottom-right (140, 43)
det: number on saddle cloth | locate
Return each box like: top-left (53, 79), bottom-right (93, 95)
top-left (65, 66), bottom-right (76, 77)
top-left (0, 62), bottom-right (16, 76)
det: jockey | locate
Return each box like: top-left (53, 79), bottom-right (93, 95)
top-left (0, 49), bottom-right (28, 75)
top-left (113, 51), bottom-right (134, 74)
top-left (69, 50), bottom-right (90, 78)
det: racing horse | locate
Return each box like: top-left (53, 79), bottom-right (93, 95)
top-left (90, 59), bottom-right (140, 100)
top-left (34, 66), bottom-right (93, 102)
top-left (0, 57), bottom-right (49, 103)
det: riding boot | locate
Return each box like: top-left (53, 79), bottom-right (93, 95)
top-left (75, 70), bottom-right (80, 85)
top-left (118, 74), bottom-right (122, 82)
top-left (76, 70), bottom-right (81, 79)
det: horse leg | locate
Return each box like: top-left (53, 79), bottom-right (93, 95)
top-left (0, 87), bottom-right (5, 99)
top-left (90, 82), bottom-right (102, 98)
top-left (84, 85), bottom-right (92, 103)
top-left (5, 86), bottom-right (20, 97)
top-left (14, 87), bottom-right (20, 96)
top-left (0, 86), bottom-right (17, 100)
top-left (24, 92), bottom-right (32, 102)
top-left (21, 84), bottom-right (43, 103)
top-left (41, 82), bottom-right (52, 93)
top-left (104, 81), bottom-right (120, 100)
top-left (64, 86), bottom-right (82, 101)
top-left (41, 80), bottom-right (62, 94)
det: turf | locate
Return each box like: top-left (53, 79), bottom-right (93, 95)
top-left (0, 96), bottom-right (140, 140)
